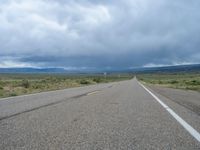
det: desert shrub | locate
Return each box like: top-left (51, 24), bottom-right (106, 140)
top-left (0, 90), bottom-right (3, 96)
top-left (186, 86), bottom-right (198, 90)
top-left (32, 83), bottom-right (45, 89)
top-left (41, 79), bottom-right (47, 83)
top-left (185, 80), bottom-right (200, 85)
top-left (9, 92), bottom-right (18, 97)
top-left (169, 80), bottom-right (178, 84)
top-left (21, 79), bottom-right (30, 88)
top-left (157, 80), bottom-right (162, 84)
top-left (93, 78), bottom-right (101, 83)
top-left (32, 84), bottom-right (39, 89)
top-left (22, 88), bottom-right (28, 93)
top-left (80, 79), bottom-right (90, 85)
top-left (49, 77), bottom-right (58, 82)
top-left (190, 80), bottom-right (200, 85)
top-left (0, 80), bottom-right (4, 86)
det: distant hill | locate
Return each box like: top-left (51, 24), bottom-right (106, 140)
top-left (131, 64), bottom-right (200, 73)
top-left (0, 64), bottom-right (200, 74)
top-left (0, 67), bottom-right (66, 73)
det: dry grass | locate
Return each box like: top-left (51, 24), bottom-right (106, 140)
top-left (137, 73), bottom-right (200, 92)
top-left (0, 73), bottom-right (132, 98)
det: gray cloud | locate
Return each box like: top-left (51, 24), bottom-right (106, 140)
top-left (0, 0), bottom-right (200, 69)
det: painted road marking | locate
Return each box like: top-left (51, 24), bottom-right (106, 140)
top-left (138, 82), bottom-right (200, 143)
top-left (86, 91), bottom-right (100, 96)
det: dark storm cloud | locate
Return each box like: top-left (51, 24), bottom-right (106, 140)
top-left (0, 0), bottom-right (200, 68)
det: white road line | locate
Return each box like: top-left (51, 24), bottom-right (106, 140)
top-left (138, 82), bottom-right (200, 143)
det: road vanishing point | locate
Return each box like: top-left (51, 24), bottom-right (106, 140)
top-left (0, 78), bottom-right (200, 149)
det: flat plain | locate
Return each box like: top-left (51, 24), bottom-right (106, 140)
top-left (0, 73), bottom-right (132, 98)
top-left (137, 72), bottom-right (200, 92)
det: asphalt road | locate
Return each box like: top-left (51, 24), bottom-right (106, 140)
top-left (0, 78), bottom-right (200, 149)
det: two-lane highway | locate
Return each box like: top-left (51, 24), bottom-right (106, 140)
top-left (0, 79), bottom-right (200, 149)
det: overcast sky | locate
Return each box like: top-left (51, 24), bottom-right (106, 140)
top-left (0, 0), bottom-right (200, 69)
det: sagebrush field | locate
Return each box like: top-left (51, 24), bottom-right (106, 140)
top-left (137, 73), bottom-right (200, 92)
top-left (0, 73), bottom-right (133, 98)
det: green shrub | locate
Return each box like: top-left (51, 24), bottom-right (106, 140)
top-left (41, 79), bottom-right (47, 83)
top-left (80, 79), bottom-right (90, 85)
top-left (21, 79), bottom-right (30, 88)
top-left (0, 80), bottom-right (4, 87)
top-left (93, 78), bottom-right (101, 83)
top-left (169, 80), bottom-right (178, 84)
top-left (0, 90), bottom-right (3, 96)
top-left (9, 92), bottom-right (18, 97)
top-left (185, 80), bottom-right (200, 85)
top-left (32, 83), bottom-right (45, 89)
top-left (190, 80), bottom-right (200, 85)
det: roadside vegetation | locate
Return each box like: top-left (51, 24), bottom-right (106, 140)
top-left (137, 72), bottom-right (200, 92)
top-left (0, 73), bottom-right (133, 98)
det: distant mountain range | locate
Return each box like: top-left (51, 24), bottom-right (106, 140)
top-left (131, 64), bottom-right (200, 73)
top-left (0, 67), bottom-right (66, 73)
top-left (0, 64), bottom-right (200, 74)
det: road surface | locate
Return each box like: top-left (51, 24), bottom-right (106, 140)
top-left (0, 78), bottom-right (200, 149)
